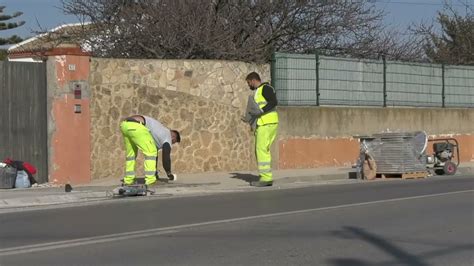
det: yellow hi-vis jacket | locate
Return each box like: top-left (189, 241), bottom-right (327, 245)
top-left (254, 83), bottom-right (279, 126)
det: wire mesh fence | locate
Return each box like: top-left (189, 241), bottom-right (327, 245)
top-left (272, 52), bottom-right (474, 108)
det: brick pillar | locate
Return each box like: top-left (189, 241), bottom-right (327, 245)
top-left (46, 54), bottom-right (91, 184)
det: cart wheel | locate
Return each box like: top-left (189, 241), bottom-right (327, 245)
top-left (443, 161), bottom-right (457, 175)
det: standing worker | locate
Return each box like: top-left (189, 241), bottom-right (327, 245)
top-left (120, 115), bottom-right (180, 186)
top-left (243, 72), bottom-right (279, 187)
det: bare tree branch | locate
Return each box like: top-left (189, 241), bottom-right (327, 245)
top-left (60, 0), bottom-right (426, 62)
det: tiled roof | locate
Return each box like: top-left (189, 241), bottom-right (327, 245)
top-left (8, 22), bottom-right (91, 54)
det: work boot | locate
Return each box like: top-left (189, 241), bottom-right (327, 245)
top-left (168, 174), bottom-right (177, 181)
top-left (145, 176), bottom-right (158, 186)
top-left (148, 179), bottom-right (168, 187)
top-left (121, 178), bottom-right (135, 186)
top-left (155, 172), bottom-right (170, 183)
top-left (250, 180), bottom-right (273, 187)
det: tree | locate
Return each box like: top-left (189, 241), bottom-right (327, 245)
top-left (0, 49), bottom-right (7, 60)
top-left (0, 6), bottom-right (25, 46)
top-left (414, 3), bottom-right (474, 65)
top-left (61, 0), bottom-right (423, 62)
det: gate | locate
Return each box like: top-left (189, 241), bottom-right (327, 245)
top-left (0, 61), bottom-right (48, 183)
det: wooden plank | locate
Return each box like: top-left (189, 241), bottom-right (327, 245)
top-left (402, 171), bottom-right (428, 179)
top-left (376, 171), bottom-right (428, 179)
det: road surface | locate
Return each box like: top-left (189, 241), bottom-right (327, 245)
top-left (0, 176), bottom-right (473, 265)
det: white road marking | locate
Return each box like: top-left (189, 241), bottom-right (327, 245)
top-left (0, 189), bottom-right (472, 256)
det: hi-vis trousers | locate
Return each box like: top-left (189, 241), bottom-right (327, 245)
top-left (255, 123), bottom-right (278, 182)
top-left (120, 121), bottom-right (157, 185)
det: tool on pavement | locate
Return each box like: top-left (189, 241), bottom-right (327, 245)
top-left (108, 184), bottom-right (155, 198)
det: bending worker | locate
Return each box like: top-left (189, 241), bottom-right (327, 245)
top-left (120, 115), bottom-right (180, 186)
top-left (244, 72), bottom-right (279, 187)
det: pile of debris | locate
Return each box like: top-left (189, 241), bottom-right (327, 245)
top-left (0, 158), bottom-right (38, 189)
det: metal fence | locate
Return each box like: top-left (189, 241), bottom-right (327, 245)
top-left (272, 52), bottom-right (474, 108)
top-left (0, 61), bottom-right (48, 183)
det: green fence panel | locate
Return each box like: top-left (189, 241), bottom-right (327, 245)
top-left (272, 52), bottom-right (474, 108)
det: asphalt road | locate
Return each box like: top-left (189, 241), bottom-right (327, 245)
top-left (0, 176), bottom-right (473, 266)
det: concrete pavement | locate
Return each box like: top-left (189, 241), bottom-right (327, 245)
top-left (0, 163), bottom-right (473, 211)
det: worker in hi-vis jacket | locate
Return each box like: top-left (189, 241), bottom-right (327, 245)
top-left (120, 115), bottom-right (180, 186)
top-left (242, 72), bottom-right (279, 187)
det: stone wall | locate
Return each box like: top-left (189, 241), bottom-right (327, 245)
top-left (90, 58), bottom-right (270, 179)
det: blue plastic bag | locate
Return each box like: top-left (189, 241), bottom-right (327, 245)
top-left (15, 170), bottom-right (31, 188)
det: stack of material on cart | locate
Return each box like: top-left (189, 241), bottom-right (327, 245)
top-left (362, 132), bottom-right (427, 175)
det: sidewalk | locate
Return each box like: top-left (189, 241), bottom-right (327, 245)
top-left (0, 167), bottom-right (353, 210)
top-left (1, 163), bottom-right (473, 211)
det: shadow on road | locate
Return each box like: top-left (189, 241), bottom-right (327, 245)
top-left (327, 226), bottom-right (429, 266)
top-left (229, 173), bottom-right (259, 184)
top-left (327, 226), bottom-right (474, 266)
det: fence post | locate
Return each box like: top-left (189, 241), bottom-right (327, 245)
top-left (441, 64), bottom-right (445, 108)
top-left (271, 53), bottom-right (276, 87)
top-left (382, 55), bottom-right (387, 107)
top-left (315, 51), bottom-right (320, 106)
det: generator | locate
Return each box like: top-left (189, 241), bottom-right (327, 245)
top-left (426, 138), bottom-right (459, 175)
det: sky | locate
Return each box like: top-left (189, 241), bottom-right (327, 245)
top-left (373, 0), bottom-right (472, 28)
top-left (0, 0), bottom-right (472, 40)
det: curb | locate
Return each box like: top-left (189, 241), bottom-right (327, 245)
top-left (277, 173), bottom-right (350, 184)
top-left (1, 168), bottom-right (470, 210)
top-left (0, 192), bottom-right (107, 209)
top-left (0, 174), bottom-right (351, 210)
top-left (458, 166), bottom-right (474, 175)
